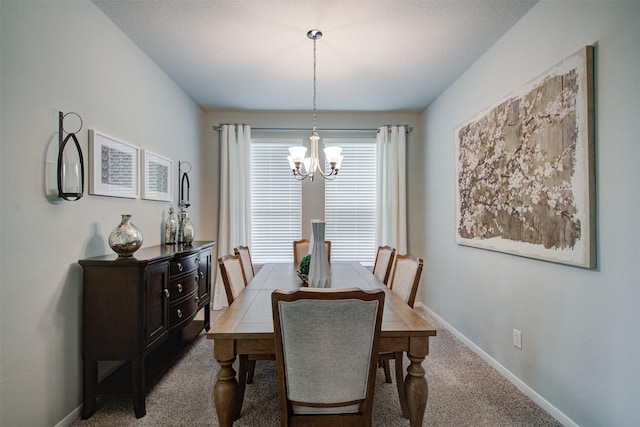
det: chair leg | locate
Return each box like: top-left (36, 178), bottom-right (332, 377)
top-left (383, 359), bottom-right (392, 383)
top-left (247, 359), bottom-right (256, 384)
top-left (394, 352), bottom-right (409, 418)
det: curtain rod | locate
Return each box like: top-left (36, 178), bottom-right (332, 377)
top-left (213, 125), bottom-right (413, 133)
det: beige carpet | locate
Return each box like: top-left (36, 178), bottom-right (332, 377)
top-left (71, 308), bottom-right (561, 426)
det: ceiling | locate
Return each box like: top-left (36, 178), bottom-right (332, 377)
top-left (92, 0), bottom-right (537, 113)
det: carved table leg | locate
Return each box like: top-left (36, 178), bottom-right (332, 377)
top-left (404, 337), bottom-right (429, 427)
top-left (214, 350), bottom-right (238, 427)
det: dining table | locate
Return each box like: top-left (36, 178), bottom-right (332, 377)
top-left (206, 261), bottom-right (437, 427)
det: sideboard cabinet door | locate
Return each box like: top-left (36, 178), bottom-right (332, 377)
top-left (144, 262), bottom-right (170, 350)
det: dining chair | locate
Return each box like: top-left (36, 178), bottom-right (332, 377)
top-left (293, 239), bottom-right (331, 268)
top-left (379, 253), bottom-right (424, 419)
top-left (218, 254), bottom-right (247, 305)
top-left (372, 245), bottom-right (396, 285)
top-left (234, 245), bottom-right (255, 283)
top-left (271, 287), bottom-right (385, 427)
top-left (218, 254), bottom-right (272, 412)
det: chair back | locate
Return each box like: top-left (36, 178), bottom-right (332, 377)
top-left (372, 246), bottom-right (396, 285)
top-left (293, 239), bottom-right (331, 268)
top-left (234, 246), bottom-right (254, 282)
top-left (218, 254), bottom-right (247, 305)
top-left (271, 287), bottom-right (384, 426)
top-left (389, 254), bottom-right (423, 308)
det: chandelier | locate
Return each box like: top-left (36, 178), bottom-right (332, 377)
top-left (287, 29), bottom-right (343, 181)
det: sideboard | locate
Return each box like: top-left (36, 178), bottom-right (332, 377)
top-left (79, 241), bottom-right (215, 419)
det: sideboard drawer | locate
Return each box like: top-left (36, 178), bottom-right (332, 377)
top-left (169, 271), bottom-right (199, 302)
top-left (170, 254), bottom-right (200, 276)
top-left (169, 291), bottom-right (199, 329)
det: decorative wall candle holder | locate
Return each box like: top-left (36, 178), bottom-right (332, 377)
top-left (57, 111), bottom-right (84, 201)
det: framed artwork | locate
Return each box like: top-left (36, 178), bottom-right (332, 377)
top-left (141, 150), bottom-right (173, 202)
top-left (89, 130), bottom-right (139, 199)
top-left (455, 46), bottom-right (595, 268)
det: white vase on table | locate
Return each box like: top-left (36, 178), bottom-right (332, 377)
top-left (308, 220), bottom-right (331, 288)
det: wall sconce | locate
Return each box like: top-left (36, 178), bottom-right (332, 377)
top-left (178, 161), bottom-right (191, 210)
top-left (57, 111), bottom-right (84, 201)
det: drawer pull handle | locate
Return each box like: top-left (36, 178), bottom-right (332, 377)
top-left (195, 257), bottom-right (200, 264)
top-left (195, 275), bottom-right (199, 282)
top-left (199, 272), bottom-right (205, 279)
top-left (164, 289), bottom-right (170, 299)
top-left (195, 297), bottom-right (200, 305)
top-left (177, 284), bottom-right (183, 293)
top-left (177, 309), bottom-right (183, 319)
top-left (177, 263), bottom-right (183, 272)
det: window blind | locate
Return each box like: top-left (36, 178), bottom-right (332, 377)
top-left (324, 138), bottom-right (377, 264)
top-left (250, 139), bottom-right (302, 263)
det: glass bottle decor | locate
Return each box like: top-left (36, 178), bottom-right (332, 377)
top-left (182, 216), bottom-right (194, 244)
top-left (108, 214), bottom-right (143, 257)
top-left (308, 219), bottom-right (331, 288)
top-left (165, 207), bottom-right (177, 244)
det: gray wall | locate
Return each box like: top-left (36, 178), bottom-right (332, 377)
top-left (417, 1), bottom-right (640, 426)
top-left (0, 1), bottom-right (204, 425)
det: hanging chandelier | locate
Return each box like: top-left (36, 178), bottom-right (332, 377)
top-left (287, 29), bottom-right (343, 181)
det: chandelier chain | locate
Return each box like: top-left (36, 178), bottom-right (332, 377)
top-left (312, 36), bottom-right (317, 132)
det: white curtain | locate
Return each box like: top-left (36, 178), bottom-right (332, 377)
top-left (214, 124), bottom-right (251, 309)
top-left (376, 125), bottom-right (407, 254)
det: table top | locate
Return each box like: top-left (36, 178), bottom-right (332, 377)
top-left (207, 262), bottom-right (436, 341)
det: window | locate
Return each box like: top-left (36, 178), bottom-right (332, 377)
top-left (325, 138), bottom-right (377, 264)
top-left (250, 136), bottom-right (378, 265)
top-left (250, 139), bottom-right (302, 263)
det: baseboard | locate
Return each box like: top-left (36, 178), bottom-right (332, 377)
top-left (415, 302), bottom-right (578, 427)
top-left (55, 404), bottom-right (82, 427)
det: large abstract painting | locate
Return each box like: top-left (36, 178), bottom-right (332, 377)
top-left (455, 46), bottom-right (595, 268)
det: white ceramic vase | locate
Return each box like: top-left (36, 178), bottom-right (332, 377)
top-left (308, 220), bottom-right (331, 288)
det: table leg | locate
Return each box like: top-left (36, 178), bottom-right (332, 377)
top-left (214, 355), bottom-right (238, 427)
top-left (404, 338), bottom-right (429, 427)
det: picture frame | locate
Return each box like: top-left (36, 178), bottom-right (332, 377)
top-left (88, 130), bottom-right (139, 199)
top-left (141, 150), bottom-right (173, 202)
top-left (454, 46), bottom-right (595, 268)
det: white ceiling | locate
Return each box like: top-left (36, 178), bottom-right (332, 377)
top-left (92, 0), bottom-right (537, 113)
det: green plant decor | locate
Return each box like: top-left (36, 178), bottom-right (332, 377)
top-left (299, 254), bottom-right (311, 275)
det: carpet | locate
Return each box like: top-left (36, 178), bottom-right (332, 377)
top-left (71, 308), bottom-right (561, 426)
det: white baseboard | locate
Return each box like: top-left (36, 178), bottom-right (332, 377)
top-left (415, 302), bottom-right (578, 427)
top-left (55, 404), bottom-right (82, 427)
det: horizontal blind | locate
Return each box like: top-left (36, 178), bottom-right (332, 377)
top-left (250, 139), bottom-right (302, 263)
top-left (325, 138), bottom-right (377, 264)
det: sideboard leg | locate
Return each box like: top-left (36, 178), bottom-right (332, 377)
top-left (132, 360), bottom-right (146, 418)
top-left (81, 361), bottom-right (97, 419)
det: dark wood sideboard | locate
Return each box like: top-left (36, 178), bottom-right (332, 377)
top-left (79, 241), bottom-right (216, 419)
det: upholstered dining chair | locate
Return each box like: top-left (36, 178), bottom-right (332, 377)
top-left (372, 245), bottom-right (396, 285)
top-left (271, 287), bottom-right (385, 427)
top-left (379, 253), bottom-right (424, 419)
top-left (234, 245), bottom-right (254, 283)
top-left (293, 239), bottom-right (331, 268)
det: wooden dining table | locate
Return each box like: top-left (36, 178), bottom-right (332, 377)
top-left (206, 261), bottom-right (437, 427)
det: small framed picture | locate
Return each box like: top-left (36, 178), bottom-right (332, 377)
top-left (89, 130), bottom-right (139, 198)
top-left (141, 150), bottom-right (173, 202)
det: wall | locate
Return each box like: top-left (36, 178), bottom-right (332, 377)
top-left (0, 1), bottom-right (204, 425)
top-left (418, 1), bottom-right (639, 426)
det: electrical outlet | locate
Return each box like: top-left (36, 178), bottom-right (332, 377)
top-left (513, 329), bottom-right (522, 350)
